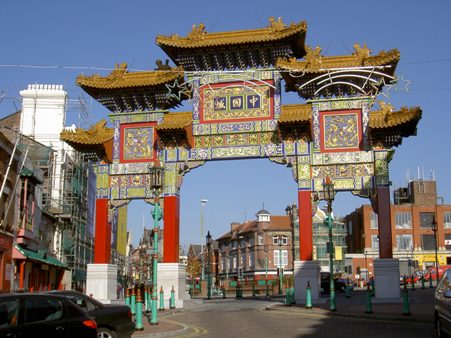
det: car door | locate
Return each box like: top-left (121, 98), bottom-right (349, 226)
top-left (0, 297), bottom-right (20, 338)
top-left (436, 270), bottom-right (451, 334)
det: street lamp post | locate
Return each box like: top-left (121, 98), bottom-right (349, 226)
top-left (149, 163), bottom-right (163, 325)
top-left (432, 216), bottom-right (440, 284)
top-left (277, 235), bottom-right (283, 295)
top-left (200, 199), bottom-right (208, 283)
top-left (323, 176), bottom-right (336, 312)
top-left (206, 231), bottom-right (212, 300)
top-left (264, 244), bottom-right (269, 297)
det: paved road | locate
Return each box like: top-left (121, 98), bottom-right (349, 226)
top-left (143, 298), bottom-right (435, 338)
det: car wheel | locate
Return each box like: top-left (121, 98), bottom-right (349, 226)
top-left (97, 328), bottom-right (117, 338)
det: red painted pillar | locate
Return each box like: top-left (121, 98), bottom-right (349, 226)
top-left (377, 186), bottom-right (393, 259)
top-left (298, 190), bottom-right (313, 261)
top-left (19, 261), bottom-right (25, 290)
top-left (163, 195), bottom-right (180, 263)
top-left (94, 198), bottom-right (111, 264)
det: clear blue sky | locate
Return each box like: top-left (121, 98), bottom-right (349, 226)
top-left (1, 1), bottom-right (450, 252)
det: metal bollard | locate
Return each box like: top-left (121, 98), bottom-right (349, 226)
top-left (285, 287), bottom-right (291, 306)
top-left (146, 286), bottom-right (151, 313)
top-left (402, 284), bottom-right (411, 316)
top-left (170, 286), bottom-right (176, 309)
top-left (291, 287), bottom-right (296, 304)
top-left (125, 287), bottom-right (130, 309)
top-left (305, 281), bottom-right (312, 309)
top-left (421, 274), bottom-right (425, 289)
top-left (222, 286), bottom-right (226, 299)
top-left (130, 287), bottom-right (136, 316)
top-left (135, 287), bottom-right (144, 330)
top-left (365, 284), bottom-right (373, 314)
top-left (159, 286), bottom-right (165, 311)
top-left (429, 275), bottom-right (433, 288)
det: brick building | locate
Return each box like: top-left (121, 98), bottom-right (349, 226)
top-left (216, 208), bottom-right (294, 283)
top-left (344, 179), bottom-right (451, 281)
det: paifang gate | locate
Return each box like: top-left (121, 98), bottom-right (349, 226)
top-left (61, 17), bottom-right (421, 302)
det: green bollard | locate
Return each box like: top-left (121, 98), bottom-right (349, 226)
top-left (170, 286), bottom-right (176, 309)
top-left (421, 274), bottom-right (425, 289)
top-left (429, 275), bottom-right (433, 288)
top-left (125, 287), bottom-right (130, 308)
top-left (402, 284), bottom-right (411, 316)
top-left (305, 281), bottom-right (312, 309)
top-left (285, 287), bottom-right (291, 306)
top-left (135, 287), bottom-right (144, 330)
top-left (222, 286), bottom-right (226, 299)
top-left (411, 274), bottom-right (416, 291)
top-left (252, 279), bottom-right (256, 297)
top-left (159, 286), bottom-right (165, 311)
top-left (365, 284), bottom-right (373, 314)
top-left (146, 286), bottom-right (151, 313)
top-left (291, 287), bottom-right (296, 304)
top-left (130, 287), bottom-right (136, 316)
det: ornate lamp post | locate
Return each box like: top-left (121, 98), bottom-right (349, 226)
top-left (432, 215), bottom-right (440, 284)
top-left (149, 163), bottom-right (163, 325)
top-left (323, 176), bottom-right (336, 311)
top-left (200, 199), bottom-right (208, 283)
top-left (264, 244), bottom-right (269, 297)
top-left (277, 235), bottom-right (283, 295)
top-left (206, 231), bottom-right (212, 300)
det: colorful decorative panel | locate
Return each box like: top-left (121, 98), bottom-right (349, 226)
top-left (199, 81), bottom-right (274, 123)
top-left (320, 109), bottom-right (362, 152)
top-left (119, 122), bottom-right (156, 163)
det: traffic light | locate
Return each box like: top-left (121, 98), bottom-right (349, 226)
top-left (238, 267), bottom-right (243, 280)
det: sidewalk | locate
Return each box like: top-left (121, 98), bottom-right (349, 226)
top-left (268, 285), bottom-right (435, 323)
top-left (132, 311), bottom-right (188, 338)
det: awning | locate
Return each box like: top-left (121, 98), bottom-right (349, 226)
top-left (13, 244), bottom-right (67, 269)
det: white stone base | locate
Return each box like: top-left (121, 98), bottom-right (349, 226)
top-left (294, 260), bottom-right (321, 304)
top-left (86, 264), bottom-right (123, 304)
top-left (373, 258), bottom-right (401, 299)
top-left (157, 263), bottom-right (189, 308)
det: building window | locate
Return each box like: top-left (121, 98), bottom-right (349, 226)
top-left (232, 256), bottom-right (237, 269)
top-left (232, 241), bottom-right (237, 249)
top-left (347, 220), bottom-right (353, 235)
top-left (222, 257), bottom-right (226, 271)
top-left (273, 250), bottom-right (288, 267)
top-left (444, 212), bottom-right (451, 229)
top-left (445, 234), bottom-right (451, 250)
top-left (420, 212), bottom-right (435, 229)
top-left (248, 252), bottom-right (254, 267)
top-left (371, 235), bottom-right (379, 250)
top-left (396, 234), bottom-right (412, 251)
top-left (257, 235), bottom-right (264, 245)
top-left (421, 234), bottom-right (436, 250)
top-left (370, 212), bottom-right (378, 229)
top-left (395, 212), bottom-right (412, 229)
top-left (273, 236), bottom-right (288, 245)
top-left (240, 254), bottom-right (245, 269)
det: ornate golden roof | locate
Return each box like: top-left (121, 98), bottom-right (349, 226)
top-left (369, 103), bottom-right (422, 129)
top-left (76, 63), bottom-right (184, 90)
top-left (156, 17), bottom-right (307, 50)
top-left (60, 119), bottom-right (114, 146)
top-left (279, 104), bottom-right (311, 123)
top-left (156, 112), bottom-right (192, 130)
top-left (276, 45), bottom-right (400, 73)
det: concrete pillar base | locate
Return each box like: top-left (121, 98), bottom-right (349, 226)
top-left (86, 264), bottom-right (123, 304)
top-left (373, 258), bottom-right (401, 299)
top-left (158, 263), bottom-right (190, 308)
top-left (294, 260), bottom-right (321, 304)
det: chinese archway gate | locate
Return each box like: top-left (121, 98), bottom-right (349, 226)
top-left (61, 17), bottom-right (421, 304)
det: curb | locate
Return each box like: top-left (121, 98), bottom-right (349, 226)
top-left (265, 303), bottom-right (434, 324)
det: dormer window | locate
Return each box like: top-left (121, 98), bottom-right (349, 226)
top-left (256, 208), bottom-right (271, 222)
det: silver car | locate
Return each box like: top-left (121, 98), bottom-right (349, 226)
top-left (434, 268), bottom-right (451, 337)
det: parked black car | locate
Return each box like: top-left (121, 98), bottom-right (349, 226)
top-left (47, 290), bottom-right (134, 338)
top-left (320, 272), bottom-right (347, 294)
top-left (0, 293), bottom-right (97, 338)
top-left (434, 268), bottom-right (451, 337)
